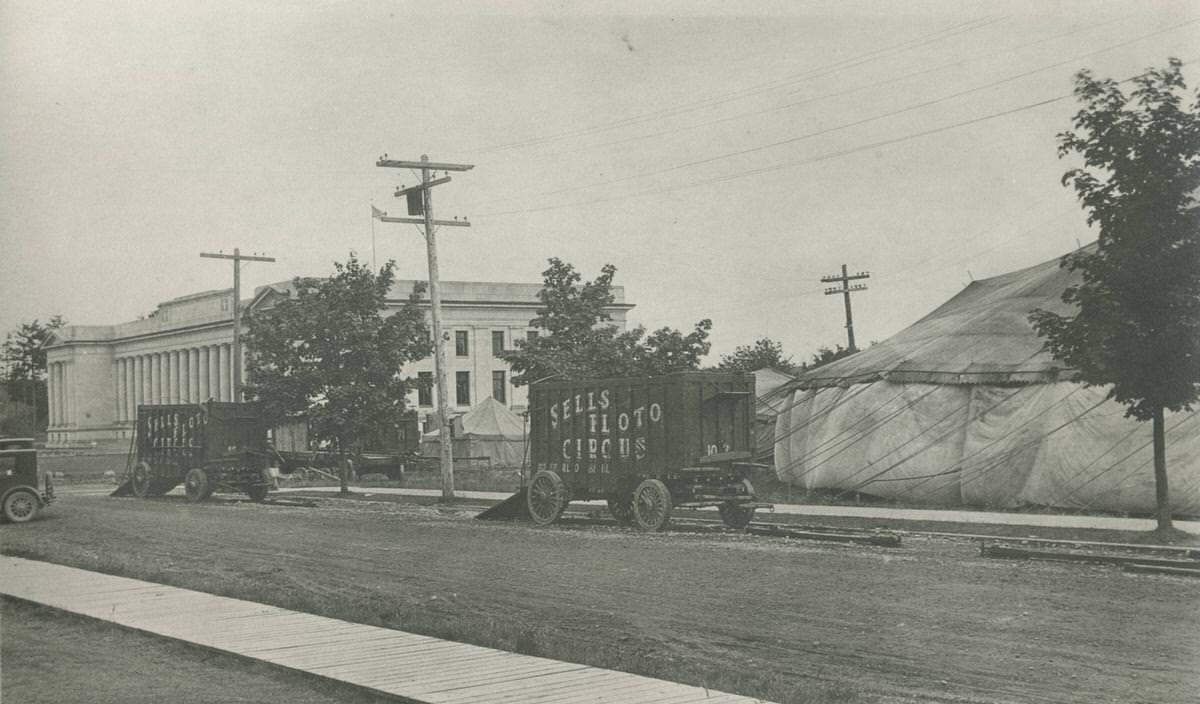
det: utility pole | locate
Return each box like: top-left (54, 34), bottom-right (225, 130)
top-left (821, 264), bottom-right (870, 352)
top-left (200, 248), bottom-right (276, 401)
top-left (376, 154), bottom-right (473, 501)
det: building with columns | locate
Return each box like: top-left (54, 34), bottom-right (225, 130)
top-left (45, 279), bottom-right (633, 448)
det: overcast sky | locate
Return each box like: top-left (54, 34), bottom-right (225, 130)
top-left (2, 0), bottom-right (1196, 363)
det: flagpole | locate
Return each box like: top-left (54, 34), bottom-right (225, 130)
top-left (370, 202), bottom-right (377, 271)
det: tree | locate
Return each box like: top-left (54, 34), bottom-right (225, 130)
top-left (802, 344), bottom-right (857, 371)
top-left (500, 258), bottom-right (712, 385)
top-left (1029, 58), bottom-right (1200, 532)
top-left (2, 316), bottom-right (65, 382)
top-left (244, 256), bottom-right (432, 453)
top-left (717, 337), bottom-right (797, 373)
top-left (1, 316), bottom-right (66, 432)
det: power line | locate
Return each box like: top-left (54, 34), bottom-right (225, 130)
top-left (515, 12), bottom-right (1134, 164)
top-left (475, 17), bottom-right (1198, 212)
top-left (473, 16), bottom-right (1002, 154)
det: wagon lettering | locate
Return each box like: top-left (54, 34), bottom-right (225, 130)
top-left (526, 374), bottom-right (766, 531)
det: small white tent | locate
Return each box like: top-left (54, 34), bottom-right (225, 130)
top-left (774, 248), bottom-right (1200, 514)
top-left (421, 397), bottom-right (527, 467)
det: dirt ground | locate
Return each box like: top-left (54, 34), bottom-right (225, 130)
top-left (3, 489), bottom-right (1198, 704)
top-left (0, 598), bottom-right (395, 704)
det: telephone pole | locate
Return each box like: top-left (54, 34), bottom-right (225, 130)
top-left (821, 264), bottom-right (869, 352)
top-left (376, 154), bottom-right (473, 501)
top-left (200, 249), bottom-right (276, 401)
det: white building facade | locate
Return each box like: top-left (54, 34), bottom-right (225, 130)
top-left (45, 279), bottom-right (632, 447)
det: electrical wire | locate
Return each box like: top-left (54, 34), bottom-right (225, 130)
top-left (473, 16), bottom-right (1002, 154)
top-left (473, 24), bottom-right (1199, 216)
top-left (520, 12), bottom-right (1136, 163)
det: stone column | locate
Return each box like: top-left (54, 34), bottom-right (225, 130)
top-left (133, 356), bottom-right (143, 414)
top-left (60, 362), bottom-right (67, 426)
top-left (149, 353), bottom-right (160, 404)
top-left (46, 363), bottom-right (57, 428)
top-left (51, 363), bottom-right (60, 427)
top-left (128, 357), bottom-right (137, 419)
top-left (133, 355), bottom-right (143, 411)
top-left (218, 344), bottom-right (231, 402)
top-left (176, 350), bottom-right (185, 402)
top-left (177, 349), bottom-right (188, 402)
top-left (199, 346), bottom-right (211, 401)
top-left (64, 362), bottom-right (72, 426)
top-left (189, 348), bottom-right (200, 403)
top-left (63, 362), bottom-right (73, 428)
top-left (114, 358), bottom-right (124, 421)
top-left (124, 357), bottom-right (133, 419)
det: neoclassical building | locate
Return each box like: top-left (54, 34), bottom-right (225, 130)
top-left (45, 279), bottom-right (632, 447)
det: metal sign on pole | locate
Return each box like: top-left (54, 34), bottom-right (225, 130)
top-left (376, 154), bottom-right (473, 501)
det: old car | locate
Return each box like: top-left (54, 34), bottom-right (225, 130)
top-left (1, 437), bottom-right (54, 523)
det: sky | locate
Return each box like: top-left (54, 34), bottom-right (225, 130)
top-left (2, 0), bottom-right (1197, 365)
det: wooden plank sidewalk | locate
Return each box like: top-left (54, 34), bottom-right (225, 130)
top-left (0, 556), bottom-right (770, 704)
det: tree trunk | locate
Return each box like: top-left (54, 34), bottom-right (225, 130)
top-left (339, 456), bottom-right (351, 497)
top-left (1152, 406), bottom-right (1172, 531)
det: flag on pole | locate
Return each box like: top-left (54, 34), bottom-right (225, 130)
top-left (371, 205), bottom-right (386, 219)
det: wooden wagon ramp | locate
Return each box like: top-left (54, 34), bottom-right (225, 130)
top-left (0, 556), bottom-right (771, 704)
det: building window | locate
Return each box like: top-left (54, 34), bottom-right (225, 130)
top-left (455, 330), bottom-right (469, 357)
top-left (492, 331), bottom-right (505, 357)
top-left (526, 330), bottom-right (539, 343)
top-left (455, 371), bottom-right (470, 406)
top-left (417, 372), bottom-right (433, 407)
top-left (221, 298), bottom-right (230, 311)
top-left (492, 371), bottom-right (506, 404)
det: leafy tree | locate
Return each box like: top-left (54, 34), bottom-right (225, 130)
top-left (802, 344), bottom-right (857, 371)
top-left (1, 316), bottom-right (66, 432)
top-left (718, 337), bottom-right (797, 373)
top-left (500, 258), bottom-right (712, 384)
top-left (244, 257), bottom-right (432, 452)
top-left (2, 316), bottom-right (65, 382)
top-left (1029, 59), bottom-right (1200, 532)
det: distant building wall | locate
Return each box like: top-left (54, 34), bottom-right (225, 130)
top-left (44, 279), bottom-right (633, 447)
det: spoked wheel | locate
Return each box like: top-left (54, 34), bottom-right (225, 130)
top-left (631, 478), bottom-right (672, 532)
top-left (526, 469), bottom-right (567, 526)
top-left (3, 489), bottom-right (39, 523)
top-left (184, 468), bottom-right (211, 503)
top-left (131, 461), bottom-right (154, 499)
top-left (606, 496), bottom-right (634, 526)
top-left (718, 478), bottom-right (757, 529)
top-left (245, 484), bottom-right (270, 503)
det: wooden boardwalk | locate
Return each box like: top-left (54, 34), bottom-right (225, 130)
top-left (0, 556), bottom-right (769, 704)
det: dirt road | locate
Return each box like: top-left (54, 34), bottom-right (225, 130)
top-left (3, 491), bottom-right (1197, 703)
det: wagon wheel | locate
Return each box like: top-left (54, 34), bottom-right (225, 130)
top-left (631, 478), bottom-right (672, 532)
top-left (130, 461), bottom-right (154, 498)
top-left (2, 489), bottom-right (39, 523)
top-left (183, 468), bottom-right (211, 503)
top-left (606, 496), bottom-right (634, 526)
top-left (718, 478), bottom-right (757, 529)
top-left (526, 469), bottom-right (567, 526)
top-left (245, 484), bottom-right (270, 503)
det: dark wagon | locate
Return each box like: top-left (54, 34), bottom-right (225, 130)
top-left (526, 371), bottom-right (769, 531)
top-left (130, 402), bottom-right (274, 502)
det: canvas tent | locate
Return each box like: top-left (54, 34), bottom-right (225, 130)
top-left (420, 397), bottom-right (527, 467)
top-left (752, 367), bottom-right (797, 462)
top-left (774, 248), bottom-right (1200, 514)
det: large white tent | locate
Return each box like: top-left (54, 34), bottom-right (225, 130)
top-left (774, 249), bottom-right (1200, 514)
top-left (420, 397), bottom-right (527, 467)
